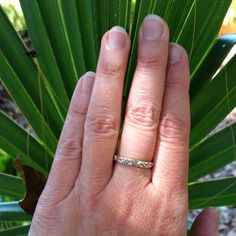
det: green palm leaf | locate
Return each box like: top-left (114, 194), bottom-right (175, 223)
top-left (190, 35), bottom-right (236, 146)
top-left (0, 173), bottom-right (24, 198)
top-left (190, 121), bottom-right (236, 182)
top-left (0, 225), bottom-right (30, 236)
top-left (0, 202), bottom-right (31, 222)
top-left (0, 7), bottom-right (65, 139)
top-left (189, 177), bottom-right (236, 209)
top-left (0, 0), bottom-right (236, 232)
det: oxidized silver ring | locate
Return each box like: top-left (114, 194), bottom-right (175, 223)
top-left (114, 155), bottom-right (153, 169)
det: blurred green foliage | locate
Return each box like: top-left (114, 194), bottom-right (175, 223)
top-left (1, 3), bottom-right (25, 31)
top-left (0, 149), bottom-right (16, 175)
top-left (0, 1), bottom-right (24, 176)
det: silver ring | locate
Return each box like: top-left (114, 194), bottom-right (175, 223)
top-left (114, 155), bottom-right (153, 169)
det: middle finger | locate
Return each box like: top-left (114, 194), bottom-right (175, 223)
top-left (114, 15), bottom-right (169, 182)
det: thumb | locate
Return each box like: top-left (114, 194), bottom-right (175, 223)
top-left (190, 208), bottom-right (220, 236)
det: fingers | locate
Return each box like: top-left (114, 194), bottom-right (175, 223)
top-left (114, 15), bottom-right (169, 181)
top-left (42, 73), bottom-right (95, 201)
top-left (78, 27), bottom-right (131, 194)
top-left (152, 43), bottom-right (190, 193)
top-left (190, 208), bottom-right (220, 236)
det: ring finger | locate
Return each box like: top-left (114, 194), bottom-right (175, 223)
top-left (113, 15), bottom-right (169, 182)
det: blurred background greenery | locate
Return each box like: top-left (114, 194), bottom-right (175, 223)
top-left (0, 149), bottom-right (15, 175)
top-left (0, 0), bottom-right (25, 31)
top-left (0, 0), bottom-right (235, 33)
top-left (0, 0), bottom-right (236, 234)
top-left (0, 0), bottom-right (235, 183)
top-left (0, 0), bottom-right (235, 177)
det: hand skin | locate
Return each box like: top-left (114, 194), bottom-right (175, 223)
top-left (29, 15), bottom-right (219, 236)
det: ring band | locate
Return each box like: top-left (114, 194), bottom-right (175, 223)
top-left (114, 155), bottom-right (153, 169)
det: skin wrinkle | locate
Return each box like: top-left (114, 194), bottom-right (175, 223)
top-left (29, 15), bottom-right (218, 236)
top-left (127, 103), bottom-right (159, 129)
top-left (137, 45), bottom-right (168, 70)
top-left (84, 112), bottom-right (120, 138)
top-left (98, 53), bottom-right (124, 77)
top-left (56, 137), bottom-right (82, 159)
top-left (159, 114), bottom-right (190, 141)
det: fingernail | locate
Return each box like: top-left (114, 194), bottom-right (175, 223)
top-left (82, 71), bottom-right (95, 92)
top-left (142, 14), bottom-right (164, 40)
top-left (169, 44), bottom-right (181, 64)
top-left (108, 26), bottom-right (127, 50)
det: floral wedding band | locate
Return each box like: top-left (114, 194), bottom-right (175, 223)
top-left (114, 155), bottom-right (153, 169)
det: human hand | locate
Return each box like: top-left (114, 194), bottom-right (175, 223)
top-left (29, 14), bottom-right (219, 236)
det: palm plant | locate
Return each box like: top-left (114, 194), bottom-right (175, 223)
top-left (0, 0), bottom-right (236, 234)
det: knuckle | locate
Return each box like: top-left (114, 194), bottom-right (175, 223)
top-left (165, 77), bottom-right (190, 94)
top-left (57, 137), bottom-right (82, 159)
top-left (100, 61), bottom-right (122, 76)
top-left (137, 52), bottom-right (164, 71)
top-left (137, 43), bottom-right (168, 71)
top-left (67, 96), bottom-right (89, 121)
top-left (126, 102), bottom-right (160, 129)
top-left (159, 114), bottom-right (190, 142)
top-left (85, 113), bottom-right (119, 135)
top-left (99, 54), bottom-right (124, 77)
top-left (68, 104), bottom-right (88, 119)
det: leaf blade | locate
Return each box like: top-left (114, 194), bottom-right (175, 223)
top-left (0, 173), bottom-right (24, 199)
top-left (0, 202), bottom-right (31, 222)
top-left (0, 225), bottom-right (30, 236)
top-left (0, 111), bottom-right (53, 175)
top-left (189, 177), bottom-right (236, 209)
top-left (19, 0), bottom-right (70, 108)
top-left (189, 121), bottom-right (236, 182)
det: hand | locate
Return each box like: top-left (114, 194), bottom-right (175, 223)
top-left (29, 14), bottom-right (219, 236)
